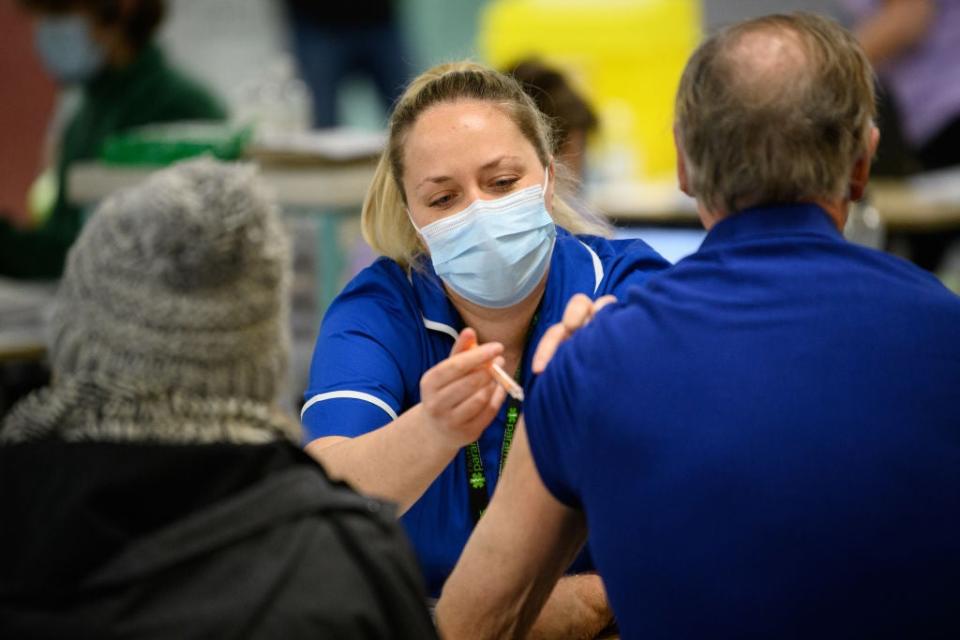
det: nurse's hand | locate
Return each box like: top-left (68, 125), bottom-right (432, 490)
top-left (532, 293), bottom-right (617, 374)
top-left (420, 328), bottom-right (508, 449)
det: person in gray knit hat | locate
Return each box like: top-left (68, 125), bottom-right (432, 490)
top-left (0, 158), bottom-right (436, 639)
top-left (2, 157), bottom-right (296, 444)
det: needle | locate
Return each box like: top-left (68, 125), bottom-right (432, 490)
top-left (489, 361), bottom-right (524, 401)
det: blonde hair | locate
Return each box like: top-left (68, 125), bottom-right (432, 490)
top-left (362, 61), bottom-right (609, 269)
top-left (674, 13), bottom-right (876, 214)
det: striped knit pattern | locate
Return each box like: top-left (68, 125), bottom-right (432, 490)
top-left (1, 375), bottom-right (301, 444)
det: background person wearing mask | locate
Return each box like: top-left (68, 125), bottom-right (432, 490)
top-left (0, 159), bottom-right (436, 639)
top-left (301, 61), bottom-right (668, 637)
top-left (0, 0), bottom-right (225, 280)
top-left (437, 13), bottom-right (960, 639)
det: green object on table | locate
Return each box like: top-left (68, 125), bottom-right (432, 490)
top-left (100, 122), bottom-right (253, 166)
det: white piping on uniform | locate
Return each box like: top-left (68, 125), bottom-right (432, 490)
top-left (422, 317), bottom-right (459, 341)
top-left (301, 390), bottom-right (398, 422)
top-left (407, 262), bottom-right (461, 341)
top-left (578, 240), bottom-right (604, 294)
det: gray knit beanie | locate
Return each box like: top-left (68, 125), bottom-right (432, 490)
top-left (52, 157), bottom-right (291, 399)
top-left (2, 158), bottom-right (300, 444)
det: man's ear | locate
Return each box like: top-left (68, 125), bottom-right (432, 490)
top-left (674, 130), bottom-right (693, 197)
top-left (850, 125), bottom-right (880, 202)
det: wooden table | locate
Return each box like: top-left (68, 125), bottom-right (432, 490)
top-left (590, 167), bottom-right (960, 233)
top-left (0, 331), bottom-right (46, 362)
top-left (867, 173), bottom-right (960, 232)
top-left (69, 161), bottom-right (377, 210)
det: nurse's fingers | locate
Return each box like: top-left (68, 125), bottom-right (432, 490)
top-left (426, 353), bottom-right (506, 413)
top-left (448, 379), bottom-right (507, 437)
top-left (488, 381), bottom-right (508, 413)
top-left (560, 293), bottom-right (597, 331)
top-left (451, 327), bottom-right (478, 356)
top-left (426, 367), bottom-right (496, 412)
top-left (592, 294), bottom-right (618, 315)
top-left (532, 323), bottom-right (569, 374)
top-left (426, 340), bottom-right (504, 389)
top-left (532, 294), bottom-right (618, 373)
top-left (532, 294), bottom-right (594, 373)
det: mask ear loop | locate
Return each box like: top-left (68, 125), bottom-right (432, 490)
top-left (542, 166), bottom-right (553, 215)
top-left (405, 207), bottom-right (429, 263)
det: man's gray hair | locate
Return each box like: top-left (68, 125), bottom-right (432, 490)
top-left (675, 12), bottom-right (876, 214)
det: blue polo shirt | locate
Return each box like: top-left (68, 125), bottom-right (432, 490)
top-left (303, 228), bottom-right (668, 595)
top-left (526, 204), bottom-right (960, 639)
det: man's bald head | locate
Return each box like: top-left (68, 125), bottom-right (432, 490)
top-left (675, 13), bottom-right (876, 216)
top-left (726, 28), bottom-right (810, 101)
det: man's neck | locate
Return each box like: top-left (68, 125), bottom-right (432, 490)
top-left (812, 198), bottom-right (850, 231)
top-left (698, 198), bottom-right (850, 231)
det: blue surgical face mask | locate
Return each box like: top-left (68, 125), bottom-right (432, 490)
top-left (34, 15), bottom-right (106, 84)
top-left (413, 172), bottom-right (557, 309)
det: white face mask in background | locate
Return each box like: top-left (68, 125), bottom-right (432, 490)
top-left (413, 172), bottom-right (557, 309)
top-left (34, 15), bottom-right (107, 84)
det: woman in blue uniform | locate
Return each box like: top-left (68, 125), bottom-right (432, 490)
top-left (302, 61), bottom-right (668, 635)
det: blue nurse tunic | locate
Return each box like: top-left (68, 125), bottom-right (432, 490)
top-left (302, 227), bottom-right (668, 595)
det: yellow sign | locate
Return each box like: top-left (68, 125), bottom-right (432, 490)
top-left (480, 0), bottom-right (702, 181)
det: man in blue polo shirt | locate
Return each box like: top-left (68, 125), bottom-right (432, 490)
top-left (437, 13), bottom-right (960, 639)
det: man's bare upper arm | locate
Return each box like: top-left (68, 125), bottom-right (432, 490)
top-left (436, 419), bottom-right (586, 639)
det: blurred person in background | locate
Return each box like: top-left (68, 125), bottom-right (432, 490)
top-left (301, 61), bottom-right (669, 637)
top-left (437, 13), bottom-right (960, 639)
top-left (0, 0), bottom-right (226, 280)
top-left (845, 0), bottom-right (960, 170)
top-left (0, 159), bottom-right (436, 639)
top-left (508, 59), bottom-right (598, 184)
top-left (843, 0), bottom-right (960, 271)
top-left (282, 0), bottom-right (411, 127)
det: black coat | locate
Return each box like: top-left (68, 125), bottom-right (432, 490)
top-left (0, 440), bottom-right (437, 639)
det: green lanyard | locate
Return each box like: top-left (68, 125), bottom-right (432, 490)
top-left (463, 315), bottom-right (537, 525)
top-left (465, 373), bottom-right (522, 525)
